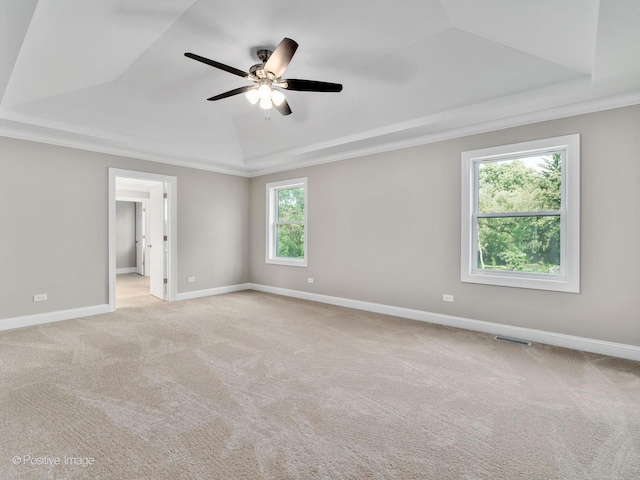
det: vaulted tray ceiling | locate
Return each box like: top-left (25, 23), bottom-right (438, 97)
top-left (1, 0), bottom-right (639, 176)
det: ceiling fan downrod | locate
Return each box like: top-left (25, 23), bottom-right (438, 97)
top-left (256, 49), bottom-right (272, 63)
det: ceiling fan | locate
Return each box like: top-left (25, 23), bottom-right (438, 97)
top-left (185, 38), bottom-right (342, 118)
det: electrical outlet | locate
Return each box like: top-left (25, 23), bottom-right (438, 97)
top-left (188, 277), bottom-right (196, 283)
top-left (307, 278), bottom-right (314, 284)
top-left (33, 293), bottom-right (47, 302)
top-left (443, 294), bottom-right (454, 303)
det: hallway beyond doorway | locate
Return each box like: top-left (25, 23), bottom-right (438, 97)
top-left (116, 273), bottom-right (162, 309)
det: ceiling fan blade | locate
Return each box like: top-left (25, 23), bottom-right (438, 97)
top-left (185, 52), bottom-right (249, 78)
top-left (274, 98), bottom-right (292, 116)
top-left (207, 85), bottom-right (255, 101)
top-left (264, 38), bottom-right (298, 78)
top-left (282, 79), bottom-right (343, 93)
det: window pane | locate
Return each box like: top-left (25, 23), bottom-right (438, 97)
top-left (477, 216), bottom-right (560, 273)
top-left (478, 154), bottom-right (562, 213)
top-left (276, 224), bottom-right (304, 258)
top-left (278, 188), bottom-right (305, 222)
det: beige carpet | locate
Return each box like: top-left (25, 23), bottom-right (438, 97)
top-left (1, 291), bottom-right (639, 479)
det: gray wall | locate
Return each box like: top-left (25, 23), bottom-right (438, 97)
top-left (1, 105), bottom-right (638, 347)
top-left (115, 201), bottom-right (136, 269)
top-left (250, 105), bottom-right (640, 347)
top-left (0, 137), bottom-right (250, 319)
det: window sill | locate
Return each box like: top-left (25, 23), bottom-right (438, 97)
top-left (462, 270), bottom-right (579, 293)
top-left (266, 258), bottom-right (308, 267)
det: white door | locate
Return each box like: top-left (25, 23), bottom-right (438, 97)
top-left (149, 184), bottom-right (165, 299)
top-left (144, 202), bottom-right (151, 277)
top-left (135, 202), bottom-right (144, 275)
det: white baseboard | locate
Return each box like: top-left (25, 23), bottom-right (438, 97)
top-left (116, 267), bottom-right (137, 274)
top-left (3, 284), bottom-right (637, 363)
top-left (249, 284), bottom-right (640, 362)
top-left (0, 283), bottom-right (252, 332)
top-left (0, 304), bottom-right (111, 332)
top-left (175, 283), bottom-right (251, 301)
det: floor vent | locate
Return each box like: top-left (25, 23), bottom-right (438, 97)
top-left (495, 336), bottom-right (531, 346)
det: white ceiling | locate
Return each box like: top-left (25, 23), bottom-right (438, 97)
top-left (2, 0), bottom-right (640, 176)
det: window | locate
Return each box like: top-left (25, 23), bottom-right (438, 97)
top-left (266, 178), bottom-right (308, 267)
top-left (461, 135), bottom-right (579, 292)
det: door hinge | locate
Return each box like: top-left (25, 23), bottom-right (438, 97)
top-left (163, 235), bottom-right (167, 241)
top-left (163, 278), bottom-right (168, 284)
top-left (163, 193), bottom-right (168, 199)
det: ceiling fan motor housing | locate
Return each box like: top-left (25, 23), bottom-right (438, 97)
top-left (250, 64), bottom-right (266, 79)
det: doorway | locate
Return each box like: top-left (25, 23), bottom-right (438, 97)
top-left (114, 197), bottom-right (158, 307)
top-left (108, 168), bottom-right (177, 311)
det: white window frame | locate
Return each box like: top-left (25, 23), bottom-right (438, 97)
top-left (266, 177), bottom-right (308, 267)
top-left (461, 134), bottom-right (580, 293)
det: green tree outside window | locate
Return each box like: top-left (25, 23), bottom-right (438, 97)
top-left (276, 187), bottom-right (305, 258)
top-left (477, 153), bottom-right (562, 273)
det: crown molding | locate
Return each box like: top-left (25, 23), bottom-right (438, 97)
top-left (0, 110), bottom-right (250, 177)
top-left (3, 87), bottom-right (640, 179)
top-left (0, 124), bottom-right (251, 177)
top-left (245, 89), bottom-right (640, 177)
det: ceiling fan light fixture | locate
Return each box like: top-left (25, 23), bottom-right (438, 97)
top-left (259, 97), bottom-right (273, 110)
top-left (271, 89), bottom-right (286, 106)
top-left (245, 89), bottom-right (259, 105)
top-left (258, 83), bottom-right (272, 101)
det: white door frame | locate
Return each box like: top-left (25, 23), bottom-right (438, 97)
top-left (148, 183), bottom-right (165, 300)
top-left (108, 168), bottom-right (178, 311)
